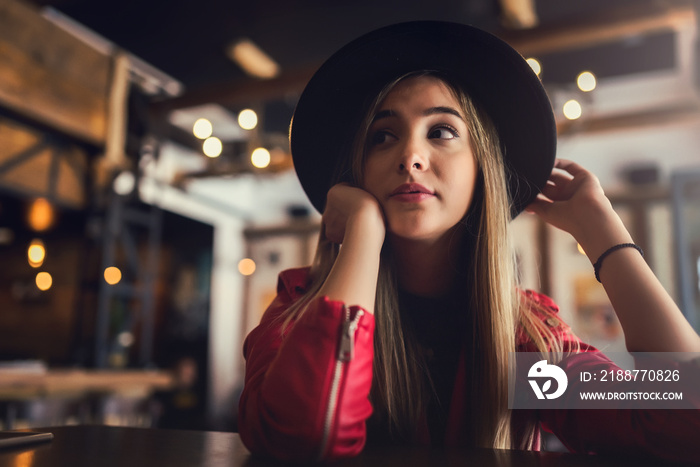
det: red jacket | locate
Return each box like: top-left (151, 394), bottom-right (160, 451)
top-left (238, 267), bottom-right (700, 462)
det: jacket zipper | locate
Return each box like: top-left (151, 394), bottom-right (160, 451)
top-left (317, 305), bottom-right (364, 460)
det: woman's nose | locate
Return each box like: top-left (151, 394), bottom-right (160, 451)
top-left (397, 138), bottom-right (428, 173)
top-left (398, 161), bottom-right (422, 171)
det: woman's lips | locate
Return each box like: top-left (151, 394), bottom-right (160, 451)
top-left (388, 183), bottom-right (435, 202)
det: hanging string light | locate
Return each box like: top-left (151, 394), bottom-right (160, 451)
top-left (526, 58), bottom-right (541, 76)
top-left (577, 71), bottom-right (597, 92)
top-left (193, 118), bottom-right (213, 139)
top-left (35, 272), bottom-right (52, 291)
top-left (27, 239), bottom-right (45, 268)
top-left (251, 148), bottom-right (271, 168)
top-left (238, 258), bottom-right (256, 276)
top-left (104, 266), bottom-right (122, 285)
top-left (203, 137), bottom-right (223, 158)
top-left (563, 99), bottom-right (582, 120)
top-left (238, 109), bottom-right (258, 130)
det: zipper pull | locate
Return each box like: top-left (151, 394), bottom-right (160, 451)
top-left (338, 307), bottom-right (364, 362)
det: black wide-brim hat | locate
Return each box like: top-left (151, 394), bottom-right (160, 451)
top-left (290, 21), bottom-right (556, 217)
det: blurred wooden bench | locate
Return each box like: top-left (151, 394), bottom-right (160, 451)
top-left (0, 368), bottom-right (173, 429)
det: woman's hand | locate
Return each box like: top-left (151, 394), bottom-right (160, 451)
top-left (323, 183), bottom-right (386, 247)
top-left (526, 159), bottom-right (609, 239)
top-left (526, 159), bottom-right (632, 260)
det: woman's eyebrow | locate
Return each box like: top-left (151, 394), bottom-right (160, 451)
top-left (371, 106), bottom-right (464, 123)
top-left (423, 106), bottom-right (464, 120)
top-left (371, 109), bottom-right (395, 123)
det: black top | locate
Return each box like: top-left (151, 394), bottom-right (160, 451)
top-left (399, 289), bottom-right (468, 446)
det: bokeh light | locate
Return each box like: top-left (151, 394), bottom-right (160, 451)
top-left (193, 118), bottom-right (213, 139)
top-left (113, 171), bottom-right (135, 196)
top-left (526, 58), bottom-right (541, 76)
top-left (36, 272), bottom-right (52, 291)
top-left (577, 71), bottom-right (597, 92)
top-left (238, 258), bottom-right (256, 276)
top-left (238, 109), bottom-right (258, 130)
top-left (251, 147), bottom-right (271, 168)
top-left (27, 198), bottom-right (55, 232)
top-left (563, 99), bottom-right (582, 120)
top-left (203, 137), bottom-right (223, 158)
top-left (117, 331), bottom-right (135, 347)
top-left (28, 239), bottom-right (45, 268)
top-left (104, 266), bottom-right (122, 285)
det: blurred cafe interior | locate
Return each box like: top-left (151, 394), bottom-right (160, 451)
top-left (1, 0), bottom-right (700, 441)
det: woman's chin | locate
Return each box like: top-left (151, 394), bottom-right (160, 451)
top-left (386, 217), bottom-right (466, 245)
top-left (387, 224), bottom-right (442, 244)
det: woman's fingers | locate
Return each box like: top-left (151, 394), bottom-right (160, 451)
top-left (322, 183), bottom-right (385, 244)
top-left (539, 159), bottom-right (601, 202)
top-left (539, 178), bottom-right (570, 201)
top-left (554, 158), bottom-right (586, 176)
top-left (539, 171), bottom-right (579, 201)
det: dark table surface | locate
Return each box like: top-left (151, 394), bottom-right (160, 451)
top-left (0, 425), bottom-right (694, 466)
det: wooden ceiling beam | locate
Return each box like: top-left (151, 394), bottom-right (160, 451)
top-left (557, 102), bottom-right (700, 137)
top-left (150, 66), bottom-right (316, 115)
top-left (502, 1), bottom-right (696, 56)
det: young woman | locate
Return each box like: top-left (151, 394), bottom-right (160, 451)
top-left (238, 21), bottom-right (700, 462)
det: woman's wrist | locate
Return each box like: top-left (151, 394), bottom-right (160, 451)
top-left (572, 200), bottom-right (633, 264)
top-left (346, 203), bottom-right (386, 249)
top-left (319, 211), bottom-right (383, 314)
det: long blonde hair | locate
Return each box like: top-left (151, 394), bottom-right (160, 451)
top-left (285, 72), bottom-right (567, 449)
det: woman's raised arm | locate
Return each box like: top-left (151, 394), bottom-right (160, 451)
top-left (527, 159), bottom-right (700, 352)
top-left (316, 183), bottom-right (386, 314)
top-left (238, 183), bottom-right (385, 461)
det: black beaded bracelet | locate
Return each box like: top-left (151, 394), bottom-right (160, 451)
top-left (593, 243), bottom-right (644, 283)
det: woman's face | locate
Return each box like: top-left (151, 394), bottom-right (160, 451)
top-left (362, 75), bottom-right (478, 243)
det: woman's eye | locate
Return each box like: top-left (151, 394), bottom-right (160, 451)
top-left (429, 126), bottom-right (458, 139)
top-left (369, 130), bottom-right (395, 146)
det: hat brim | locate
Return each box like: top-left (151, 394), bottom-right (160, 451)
top-left (290, 21), bottom-right (556, 218)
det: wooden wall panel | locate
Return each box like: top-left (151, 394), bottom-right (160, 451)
top-left (56, 151), bottom-right (85, 206)
top-left (1, 148), bottom-right (53, 193)
top-left (0, 0), bottom-right (110, 146)
top-left (0, 118), bottom-right (87, 208)
top-left (0, 117), bottom-right (40, 160)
